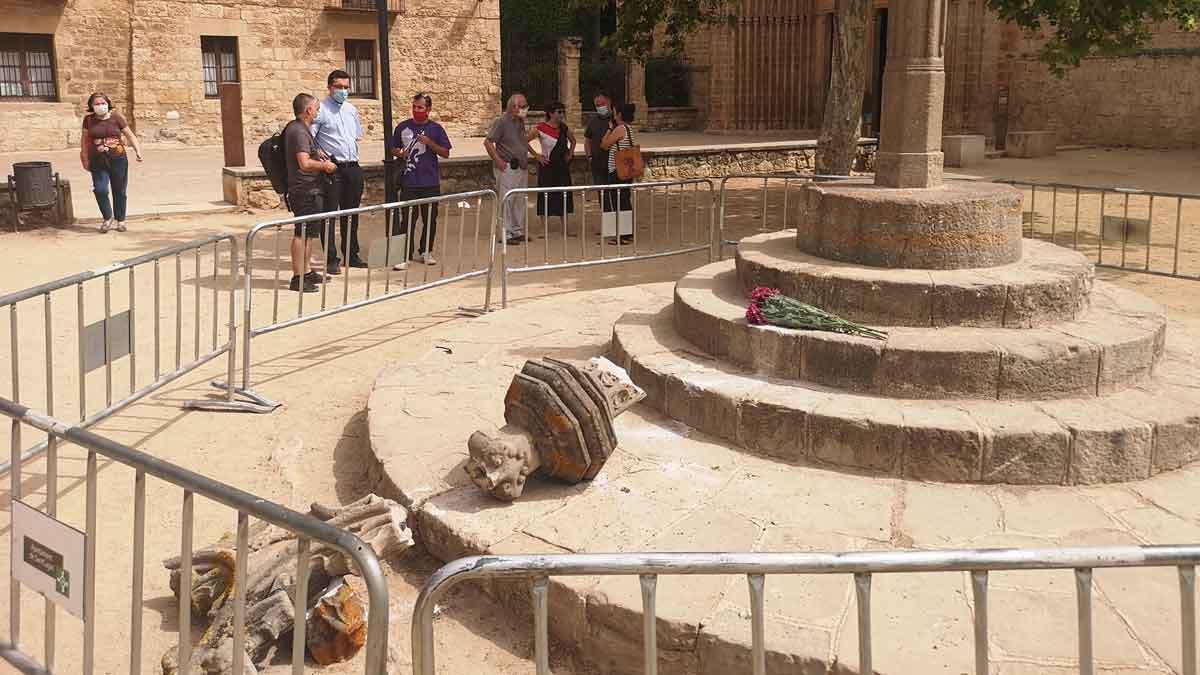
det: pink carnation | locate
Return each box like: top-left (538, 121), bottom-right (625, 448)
top-left (746, 286), bottom-right (779, 325)
top-left (749, 286), bottom-right (780, 303)
top-left (746, 302), bottom-right (767, 325)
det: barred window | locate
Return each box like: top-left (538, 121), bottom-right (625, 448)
top-left (201, 36), bottom-right (239, 98)
top-left (345, 40), bottom-right (376, 98)
top-left (0, 33), bottom-right (57, 101)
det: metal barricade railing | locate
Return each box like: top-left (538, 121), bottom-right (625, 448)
top-left (995, 179), bottom-right (1200, 280)
top-left (0, 235), bottom-right (266, 475)
top-left (235, 190), bottom-right (498, 405)
top-left (1, 396), bottom-right (389, 674)
top-left (715, 173), bottom-right (855, 259)
top-left (488, 178), bottom-right (717, 310)
top-left (413, 547), bottom-right (1200, 675)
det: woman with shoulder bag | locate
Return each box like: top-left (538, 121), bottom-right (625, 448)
top-left (80, 92), bottom-right (144, 233)
top-left (600, 103), bottom-right (641, 245)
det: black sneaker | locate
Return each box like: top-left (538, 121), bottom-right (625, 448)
top-left (289, 275), bottom-right (318, 293)
top-left (304, 271), bottom-right (327, 284)
top-left (326, 260), bottom-right (341, 275)
top-left (348, 257), bottom-right (369, 269)
top-left (505, 235), bottom-right (525, 245)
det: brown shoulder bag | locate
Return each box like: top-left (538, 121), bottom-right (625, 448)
top-left (614, 125), bottom-right (644, 180)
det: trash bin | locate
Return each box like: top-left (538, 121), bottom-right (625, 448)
top-left (12, 161), bottom-right (56, 208)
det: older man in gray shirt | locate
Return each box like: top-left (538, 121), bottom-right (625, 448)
top-left (485, 93), bottom-right (536, 244)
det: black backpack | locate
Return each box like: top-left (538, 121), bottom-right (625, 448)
top-left (258, 121), bottom-right (294, 195)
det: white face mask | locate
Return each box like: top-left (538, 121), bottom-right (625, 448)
top-left (93, 103), bottom-right (109, 116)
top-left (515, 106), bottom-right (528, 119)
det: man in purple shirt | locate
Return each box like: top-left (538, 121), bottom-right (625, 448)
top-left (390, 93), bottom-right (452, 269)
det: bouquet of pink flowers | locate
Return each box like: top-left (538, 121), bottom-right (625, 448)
top-left (746, 286), bottom-right (887, 340)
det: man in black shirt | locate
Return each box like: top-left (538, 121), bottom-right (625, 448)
top-left (584, 93), bottom-right (613, 191)
top-left (285, 93), bottom-right (338, 292)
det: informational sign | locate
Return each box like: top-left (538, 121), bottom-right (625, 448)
top-left (82, 309), bottom-right (131, 373)
top-left (11, 500), bottom-right (86, 619)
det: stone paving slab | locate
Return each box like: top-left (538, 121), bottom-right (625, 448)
top-left (368, 283), bottom-right (1195, 675)
top-left (676, 259), bottom-right (1165, 399)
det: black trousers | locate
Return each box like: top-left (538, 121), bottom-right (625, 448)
top-left (391, 185), bottom-right (441, 260)
top-left (321, 162), bottom-right (364, 263)
top-left (591, 165), bottom-right (609, 203)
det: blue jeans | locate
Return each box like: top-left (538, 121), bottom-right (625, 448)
top-left (90, 153), bottom-right (129, 222)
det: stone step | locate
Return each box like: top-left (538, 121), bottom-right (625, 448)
top-left (675, 260), bottom-right (1164, 400)
top-left (735, 231), bottom-right (1095, 327)
top-left (612, 300), bottom-right (1200, 485)
top-left (370, 280), bottom-right (1199, 675)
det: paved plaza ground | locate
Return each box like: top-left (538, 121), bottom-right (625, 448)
top-left (0, 148), bottom-right (1198, 673)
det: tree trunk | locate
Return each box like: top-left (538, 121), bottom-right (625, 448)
top-left (815, 0), bottom-right (871, 175)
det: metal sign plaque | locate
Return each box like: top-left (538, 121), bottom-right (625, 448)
top-left (1101, 214), bottom-right (1150, 243)
top-left (82, 309), bottom-right (131, 373)
top-left (11, 500), bottom-right (86, 619)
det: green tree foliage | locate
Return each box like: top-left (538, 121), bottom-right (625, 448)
top-left (988, 0), bottom-right (1200, 76)
top-left (570, 0), bottom-right (734, 62)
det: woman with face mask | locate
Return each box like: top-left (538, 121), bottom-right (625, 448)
top-left (527, 101), bottom-right (576, 230)
top-left (600, 102), bottom-right (637, 244)
top-left (80, 92), bottom-right (143, 233)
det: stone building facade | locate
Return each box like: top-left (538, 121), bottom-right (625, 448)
top-left (1, 0), bottom-right (500, 153)
top-left (682, 0), bottom-right (1200, 148)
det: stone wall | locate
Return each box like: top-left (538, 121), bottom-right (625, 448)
top-left (0, 0), bottom-right (134, 151)
top-left (131, 0), bottom-right (501, 146)
top-left (222, 140), bottom-right (877, 209)
top-left (642, 107), bottom-right (699, 131)
top-left (1, 0), bottom-right (501, 151)
top-left (1005, 23), bottom-right (1200, 148)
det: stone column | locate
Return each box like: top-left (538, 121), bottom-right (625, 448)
top-left (875, 0), bottom-right (947, 189)
top-left (557, 37), bottom-right (583, 132)
top-left (625, 60), bottom-right (649, 122)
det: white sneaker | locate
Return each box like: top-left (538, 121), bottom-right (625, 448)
top-left (392, 262), bottom-right (408, 271)
top-left (422, 252), bottom-right (437, 266)
top-left (99, 219), bottom-right (112, 233)
top-left (115, 221), bottom-right (127, 232)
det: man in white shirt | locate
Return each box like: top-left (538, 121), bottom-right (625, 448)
top-left (311, 69), bottom-right (366, 275)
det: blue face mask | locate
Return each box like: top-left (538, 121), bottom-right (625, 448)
top-left (596, 105), bottom-right (610, 117)
top-left (332, 89), bottom-right (349, 105)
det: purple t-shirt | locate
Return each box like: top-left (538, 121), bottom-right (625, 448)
top-left (392, 120), bottom-right (451, 188)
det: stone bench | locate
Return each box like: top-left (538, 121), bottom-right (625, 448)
top-left (1006, 130), bottom-right (1057, 158)
top-left (942, 134), bottom-right (986, 167)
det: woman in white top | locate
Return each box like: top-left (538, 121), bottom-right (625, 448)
top-left (600, 103), bottom-right (636, 244)
top-left (527, 101), bottom-right (576, 221)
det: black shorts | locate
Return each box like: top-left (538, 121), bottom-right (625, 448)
top-left (289, 192), bottom-right (325, 238)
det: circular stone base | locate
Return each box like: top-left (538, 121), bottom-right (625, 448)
top-left (367, 284), bottom-right (1200, 675)
top-left (796, 179), bottom-right (1023, 269)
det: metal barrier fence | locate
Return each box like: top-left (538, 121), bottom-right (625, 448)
top-left (235, 190), bottom-right (498, 404)
top-left (413, 547), bottom-right (1200, 675)
top-left (715, 173), bottom-right (855, 259)
top-left (0, 235), bottom-right (268, 475)
top-left (488, 178), bottom-right (717, 310)
top-left (1, 396), bottom-right (389, 674)
top-left (997, 179), bottom-right (1200, 279)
